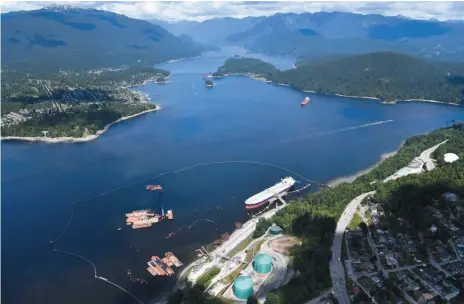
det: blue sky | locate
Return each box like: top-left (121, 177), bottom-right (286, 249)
top-left (2, 1), bottom-right (464, 21)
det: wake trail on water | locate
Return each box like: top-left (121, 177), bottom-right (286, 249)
top-left (311, 120), bottom-right (394, 137)
top-left (279, 120), bottom-right (394, 145)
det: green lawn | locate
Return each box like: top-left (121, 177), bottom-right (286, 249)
top-left (348, 213), bottom-right (363, 230)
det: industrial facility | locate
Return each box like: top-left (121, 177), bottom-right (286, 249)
top-left (253, 253), bottom-right (273, 274)
top-left (269, 224), bottom-right (282, 235)
top-left (233, 276), bottom-right (254, 300)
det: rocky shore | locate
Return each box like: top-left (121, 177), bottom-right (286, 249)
top-left (2, 106), bottom-right (160, 144)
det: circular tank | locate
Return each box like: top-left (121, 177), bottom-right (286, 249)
top-left (233, 276), bottom-right (254, 299)
top-left (269, 224), bottom-right (282, 235)
top-left (253, 253), bottom-right (272, 273)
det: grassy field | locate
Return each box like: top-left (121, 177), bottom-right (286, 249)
top-left (347, 213), bottom-right (363, 230)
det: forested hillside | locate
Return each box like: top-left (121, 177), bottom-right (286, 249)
top-left (170, 124), bottom-right (464, 304)
top-left (223, 12), bottom-right (464, 62)
top-left (263, 123), bottom-right (464, 303)
top-left (1, 66), bottom-right (168, 138)
top-left (215, 53), bottom-right (464, 104)
top-left (1, 5), bottom-right (203, 72)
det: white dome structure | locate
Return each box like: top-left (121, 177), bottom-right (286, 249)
top-left (444, 153), bottom-right (459, 163)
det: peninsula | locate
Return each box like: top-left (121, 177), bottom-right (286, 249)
top-left (213, 53), bottom-right (464, 105)
top-left (1, 66), bottom-right (168, 140)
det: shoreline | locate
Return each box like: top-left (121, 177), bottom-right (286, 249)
top-left (327, 144), bottom-right (403, 187)
top-left (217, 73), bottom-right (462, 107)
top-left (163, 143), bottom-right (403, 301)
top-left (124, 74), bottom-right (172, 91)
top-left (1, 106), bottom-right (160, 144)
top-left (167, 55), bottom-right (200, 63)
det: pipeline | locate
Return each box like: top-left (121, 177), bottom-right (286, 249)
top-left (53, 246), bottom-right (144, 304)
top-left (69, 160), bottom-right (324, 207)
top-left (53, 160), bottom-right (323, 243)
top-left (50, 160), bottom-right (324, 303)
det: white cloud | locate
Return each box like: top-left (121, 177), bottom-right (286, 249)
top-left (1, 1), bottom-right (463, 22)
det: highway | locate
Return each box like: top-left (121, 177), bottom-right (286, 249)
top-left (330, 191), bottom-right (376, 304)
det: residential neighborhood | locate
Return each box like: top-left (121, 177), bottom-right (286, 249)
top-left (343, 192), bottom-right (464, 304)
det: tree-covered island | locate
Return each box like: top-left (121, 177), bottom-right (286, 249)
top-left (204, 79), bottom-right (215, 87)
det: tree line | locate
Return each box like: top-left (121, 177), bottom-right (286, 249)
top-left (215, 53), bottom-right (464, 104)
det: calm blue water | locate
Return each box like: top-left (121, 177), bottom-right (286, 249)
top-left (3, 47), bottom-right (464, 304)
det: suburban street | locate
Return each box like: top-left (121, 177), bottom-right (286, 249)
top-left (330, 191), bottom-right (376, 304)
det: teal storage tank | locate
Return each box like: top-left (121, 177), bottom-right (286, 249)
top-left (269, 224), bottom-right (282, 235)
top-left (253, 253), bottom-right (272, 273)
top-left (233, 276), bottom-right (254, 299)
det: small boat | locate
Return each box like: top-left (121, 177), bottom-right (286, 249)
top-left (301, 96), bottom-right (310, 106)
top-left (117, 228), bottom-right (122, 231)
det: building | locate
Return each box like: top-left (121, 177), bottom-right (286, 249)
top-left (443, 192), bottom-right (458, 202)
top-left (397, 271), bottom-right (408, 280)
top-left (233, 276), bottom-right (254, 299)
top-left (404, 276), bottom-right (420, 291)
top-left (386, 252), bottom-right (398, 267)
top-left (442, 280), bottom-right (460, 300)
top-left (420, 267), bottom-right (444, 283)
top-left (418, 292), bottom-right (434, 304)
top-left (253, 253), bottom-right (272, 274)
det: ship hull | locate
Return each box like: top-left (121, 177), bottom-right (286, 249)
top-left (245, 184), bottom-right (293, 210)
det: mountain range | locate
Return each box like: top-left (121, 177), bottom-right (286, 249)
top-left (1, 5), bottom-right (204, 72)
top-left (3, 6), bottom-right (464, 74)
top-left (154, 11), bottom-right (464, 62)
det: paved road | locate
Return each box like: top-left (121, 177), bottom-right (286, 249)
top-left (419, 140), bottom-right (448, 171)
top-left (384, 140), bottom-right (447, 182)
top-left (330, 191), bottom-right (376, 304)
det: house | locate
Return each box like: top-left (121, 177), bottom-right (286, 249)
top-left (418, 292), bottom-right (434, 304)
top-left (443, 192), bottom-right (458, 202)
top-left (386, 252), bottom-right (398, 267)
top-left (420, 267), bottom-right (444, 283)
top-left (404, 276), bottom-right (420, 291)
top-left (397, 271), bottom-right (408, 280)
top-left (442, 280), bottom-right (460, 300)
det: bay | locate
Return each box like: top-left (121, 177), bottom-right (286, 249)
top-left (2, 47), bottom-right (464, 304)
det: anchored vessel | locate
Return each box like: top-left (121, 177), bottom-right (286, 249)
top-left (125, 185), bottom-right (174, 229)
top-left (301, 96), bottom-right (310, 106)
top-left (245, 177), bottom-right (295, 209)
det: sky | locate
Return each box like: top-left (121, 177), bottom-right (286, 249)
top-left (2, 1), bottom-right (464, 22)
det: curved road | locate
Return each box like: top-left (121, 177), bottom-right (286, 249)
top-left (330, 191), bottom-right (376, 304)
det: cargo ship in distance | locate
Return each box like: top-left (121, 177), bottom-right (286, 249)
top-left (245, 177), bottom-right (296, 209)
top-left (301, 96), bottom-right (310, 106)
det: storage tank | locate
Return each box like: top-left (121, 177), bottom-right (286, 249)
top-left (253, 253), bottom-right (272, 273)
top-left (269, 224), bottom-right (282, 235)
top-left (233, 276), bottom-right (254, 299)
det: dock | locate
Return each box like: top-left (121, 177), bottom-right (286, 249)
top-left (147, 252), bottom-right (183, 277)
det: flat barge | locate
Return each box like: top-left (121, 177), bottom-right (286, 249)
top-left (147, 252), bottom-right (183, 276)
